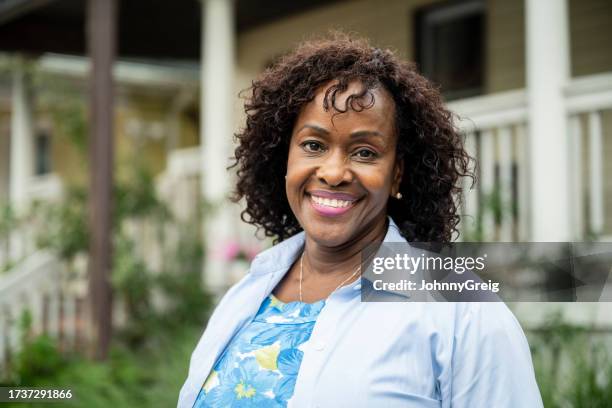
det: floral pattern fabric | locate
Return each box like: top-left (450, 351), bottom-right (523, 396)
top-left (192, 294), bottom-right (325, 407)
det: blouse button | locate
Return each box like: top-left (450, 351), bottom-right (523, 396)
top-left (313, 341), bottom-right (326, 351)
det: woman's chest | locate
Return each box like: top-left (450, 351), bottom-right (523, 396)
top-left (289, 302), bottom-right (449, 407)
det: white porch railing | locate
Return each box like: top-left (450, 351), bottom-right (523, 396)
top-left (0, 251), bottom-right (82, 373)
top-left (156, 146), bottom-right (201, 224)
top-left (0, 173), bottom-right (63, 272)
top-left (450, 89), bottom-right (528, 242)
top-left (450, 72), bottom-right (612, 242)
top-left (26, 173), bottom-right (64, 203)
top-left (565, 72), bottom-right (612, 240)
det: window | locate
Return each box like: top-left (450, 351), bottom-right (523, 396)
top-left (414, 0), bottom-right (485, 100)
top-left (35, 130), bottom-right (51, 175)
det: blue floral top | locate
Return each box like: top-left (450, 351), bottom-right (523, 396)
top-left (192, 294), bottom-right (326, 407)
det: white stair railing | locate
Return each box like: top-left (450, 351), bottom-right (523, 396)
top-left (0, 251), bottom-right (80, 374)
top-left (1, 173), bottom-right (64, 273)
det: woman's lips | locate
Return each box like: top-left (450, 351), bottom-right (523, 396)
top-left (308, 193), bottom-right (358, 217)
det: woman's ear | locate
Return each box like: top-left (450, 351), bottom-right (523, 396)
top-left (391, 157), bottom-right (404, 196)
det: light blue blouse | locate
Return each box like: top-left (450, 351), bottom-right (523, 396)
top-left (192, 294), bottom-right (325, 407)
top-left (179, 218), bottom-right (543, 408)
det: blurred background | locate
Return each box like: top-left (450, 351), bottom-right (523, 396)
top-left (0, 0), bottom-right (611, 406)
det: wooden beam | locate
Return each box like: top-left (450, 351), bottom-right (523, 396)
top-left (86, 0), bottom-right (116, 361)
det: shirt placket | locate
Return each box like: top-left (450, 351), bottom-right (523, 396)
top-left (289, 283), bottom-right (361, 407)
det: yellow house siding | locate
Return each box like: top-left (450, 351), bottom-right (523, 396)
top-left (178, 107), bottom-right (200, 149)
top-left (238, 0), bottom-right (531, 97)
top-left (50, 89), bottom-right (190, 188)
top-left (238, 0), bottom-right (610, 95)
top-left (235, 0), bottom-right (429, 136)
top-left (238, 0), bottom-right (436, 76)
top-left (486, 0), bottom-right (525, 92)
top-left (50, 129), bottom-right (87, 186)
top-left (570, 0), bottom-right (612, 77)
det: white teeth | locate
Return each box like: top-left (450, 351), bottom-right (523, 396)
top-left (311, 195), bottom-right (354, 208)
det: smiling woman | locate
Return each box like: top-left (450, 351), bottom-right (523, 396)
top-left (286, 82), bottom-right (399, 246)
top-left (178, 33), bottom-right (544, 408)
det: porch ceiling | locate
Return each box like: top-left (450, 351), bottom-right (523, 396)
top-left (0, 0), bottom-right (347, 60)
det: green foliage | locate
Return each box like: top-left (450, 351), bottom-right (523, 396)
top-left (34, 72), bottom-right (88, 154)
top-left (2, 218), bottom-right (211, 407)
top-left (33, 188), bottom-right (89, 262)
top-left (530, 312), bottom-right (612, 408)
top-left (51, 100), bottom-right (88, 154)
top-left (13, 335), bottom-right (64, 387)
top-left (18, 309), bottom-right (32, 339)
top-left (0, 203), bottom-right (16, 239)
top-left (0, 203), bottom-right (17, 273)
top-left (2, 141), bottom-right (213, 405)
top-left (1, 310), bottom-right (64, 386)
top-left (1, 260), bottom-right (16, 274)
top-left (460, 216), bottom-right (483, 242)
top-left (34, 164), bottom-right (169, 263)
top-left (567, 345), bottom-right (612, 408)
top-left (0, 58), bottom-right (213, 407)
top-left (111, 234), bottom-right (155, 346)
top-left (461, 184), bottom-right (515, 242)
top-left (0, 323), bottom-right (203, 408)
top-left (115, 166), bottom-right (168, 223)
top-left (536, 311), bottom-right (587, 350)
top-left (112, 236), bottom-right (152, 318)
top-left (157, 224), bottom-right (212, 327)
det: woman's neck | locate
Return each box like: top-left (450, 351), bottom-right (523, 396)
top-left (303, 215), bottom-right (388, 278)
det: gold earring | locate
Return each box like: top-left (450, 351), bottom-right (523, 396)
top-left (395, 192), bottom-right (402, 199)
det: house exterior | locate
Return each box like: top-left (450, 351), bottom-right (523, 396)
top-left (211, 0), bottom-right (612, 289)
top-left (0, 55), bottom-right (200, 196)
top-left (1, 0), bottom-right (611, 341)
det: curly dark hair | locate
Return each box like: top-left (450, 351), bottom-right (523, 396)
top-left (231, 33), bottom-right (474, 243)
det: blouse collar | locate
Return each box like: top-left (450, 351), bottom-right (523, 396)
top-left (249, 216), bottom-right (406, 277)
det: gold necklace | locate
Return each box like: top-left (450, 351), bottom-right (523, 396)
top-left (298, 252), bottom-right (361, 302)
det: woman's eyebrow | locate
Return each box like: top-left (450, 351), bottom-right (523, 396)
top-left (297, 125), bottom-right (383, 139)
top-left (296, 124), bottom-right (330, 135)
top-left (349, 130), bottom-right (383, 139)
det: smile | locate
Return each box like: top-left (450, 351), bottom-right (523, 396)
top-left (311, 195), bottom-right (353, 208)
top-left (308, 193), bottom-right (358, 216)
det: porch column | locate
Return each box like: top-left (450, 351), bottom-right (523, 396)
top-left (525, 0), bottom-right (571, 241)
top-left (9, 62), bottom-right (34, 212)
top-left (200, 0), bottom-right (236, 293)
top-left (86, 0), bottom-right (117, 361)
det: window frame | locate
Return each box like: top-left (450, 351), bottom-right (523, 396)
top-left (414, 0), bottom-right (486, 100)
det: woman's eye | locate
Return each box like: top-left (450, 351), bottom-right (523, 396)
top-left (354, 149), bottom-right (377, 159)
top-left (302, 141), bottom-right (324, 152)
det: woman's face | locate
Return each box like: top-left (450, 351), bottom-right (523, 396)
top-left (286, 80), bottom-right (403, 248)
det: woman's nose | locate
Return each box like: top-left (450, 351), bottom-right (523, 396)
top-left (316, 152), bottom-right (352, 186)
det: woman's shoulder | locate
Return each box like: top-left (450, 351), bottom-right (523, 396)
top-left (381, 301), bottom-right (528, 350)
top-left (411, 301), bottom-right (527, 346)
top-left (452, 302), bottom-right (526, 340)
